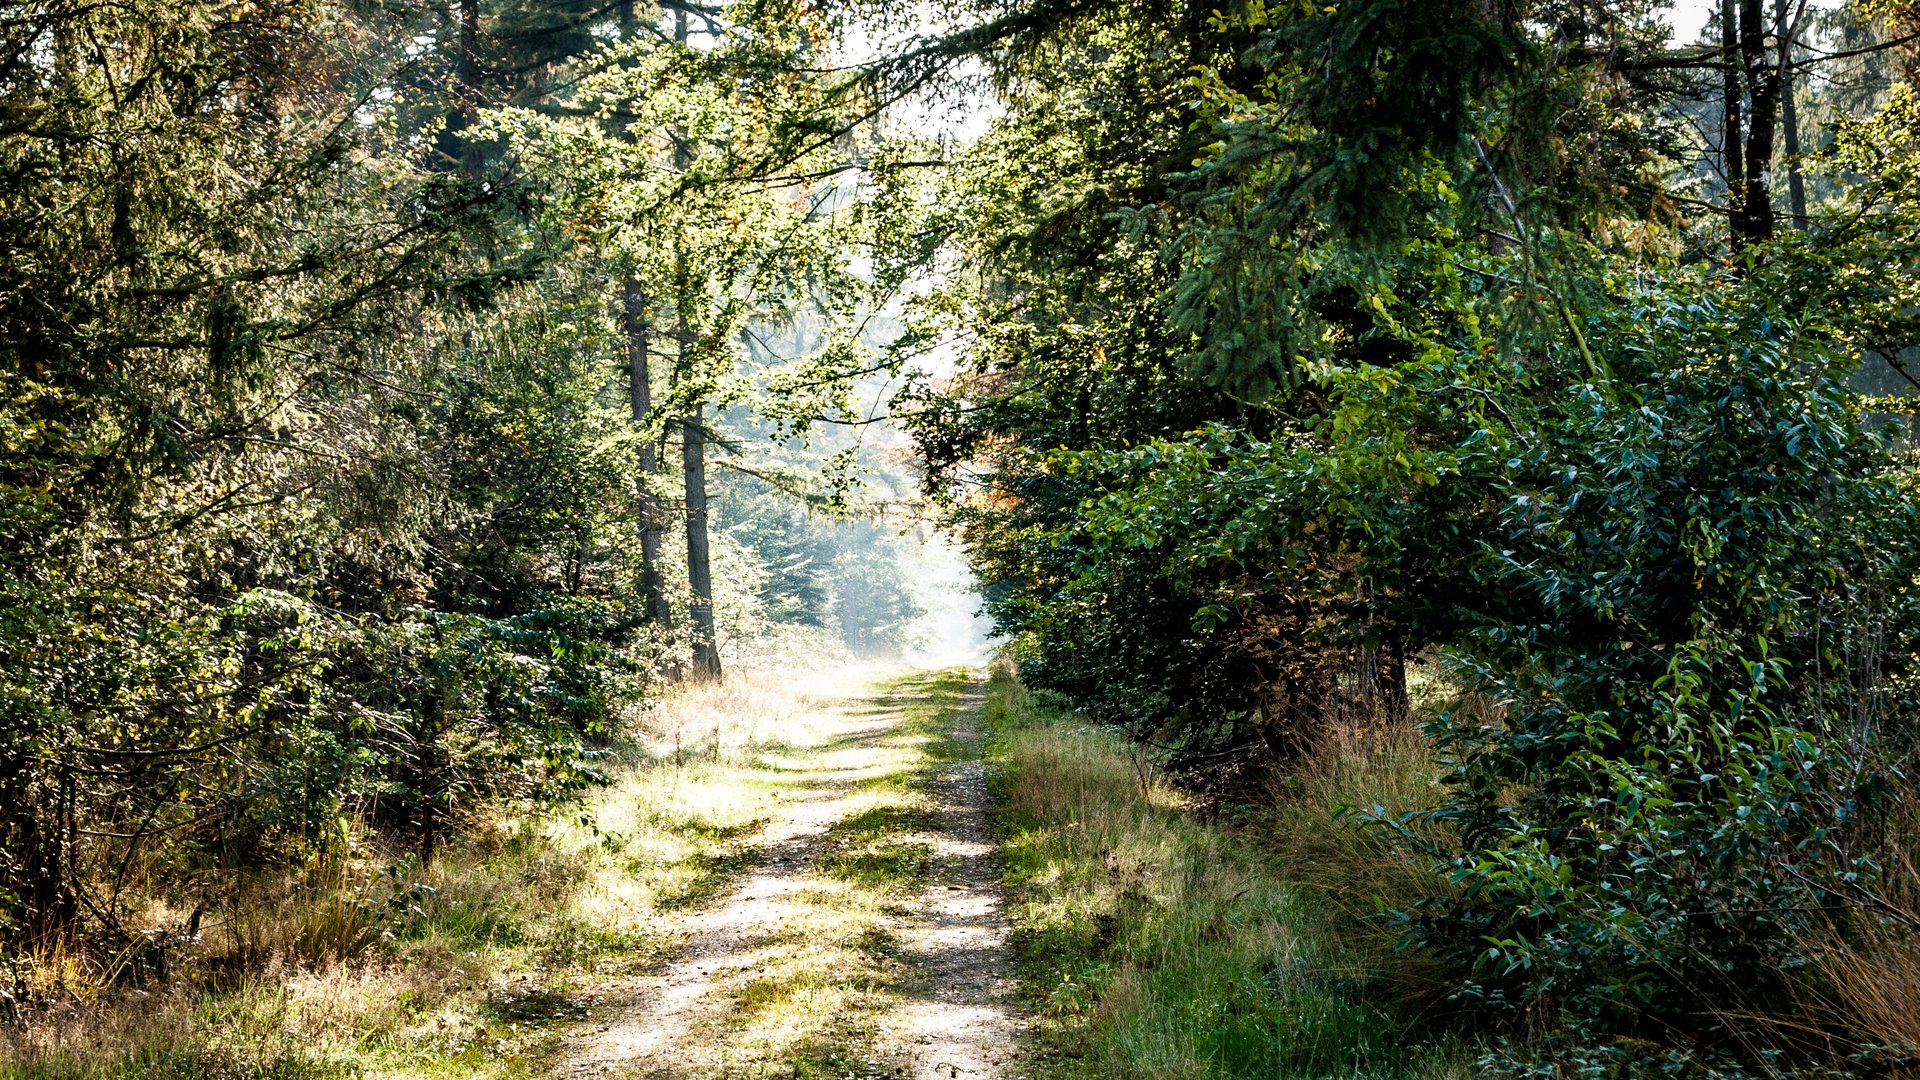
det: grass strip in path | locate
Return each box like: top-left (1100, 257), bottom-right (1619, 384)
top-left (4, 668), bottom-right (1032, 1080)
top-left (560, 667), bottom-right (1029, 1080)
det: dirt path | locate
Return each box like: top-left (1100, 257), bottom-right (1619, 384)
top-left (883, 691), bottom-right (1025, 1080)
top-left (558, 671), bottom-right (1026, 1079)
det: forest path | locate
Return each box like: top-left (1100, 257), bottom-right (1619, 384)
top-left (557, 669), bottom-right (1027, 1080)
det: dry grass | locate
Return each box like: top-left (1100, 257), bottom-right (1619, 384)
top-left (1261, 712), bottom-right (1464, 1011)
top-left (634, 660), bottom-right (867, 759)
top-left (0, 662), bottom-right (875, 1080)
top-left (1801, 918), bottom-right (1920, 1059)
top-left (1777, 801), bottom-right (1920, 1068)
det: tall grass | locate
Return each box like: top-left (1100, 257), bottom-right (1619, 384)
top-left (0, 665), bottom-right (848, 1079)
top-left (983, 657), bottom-right (1920, 1077)
top-left (1776, 798), bottom-right (1920, 1067)
top-left (982, 662), bottom-right (1472, 1079)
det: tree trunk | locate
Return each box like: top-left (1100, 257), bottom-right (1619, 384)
top-left (683, 402), bottom-right (721, 679)
top-left (1382, 641), bottom-right (1410, 727)
top-left (455, 0), bottom-right (483, 179)
top-left (2, 755), bottom-right (77, 947)
top-left (674, 4), bottom-right (721, 679)
top-left (623, 278), bottom-right (675, 632)
top-left (1736, 0), bottom-right (1778, 246)
top-left (415, 674), bottom-right (455, 869)
top-left (613, 0), bottom-right (676, 653)
top-left (1780, 67), bottom-right (1806, 228)
top-left (1777, 0), bottom-right (1809, 228)
top-left (1721, 0), bottom-right (1746, 253)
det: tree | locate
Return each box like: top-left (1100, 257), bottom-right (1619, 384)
top-left (897, 0), bottom-right (1920, 1066)
top-left (0, 0), bottom-right (639, 950)
top-left (491, 0), bottom-right (926, 679)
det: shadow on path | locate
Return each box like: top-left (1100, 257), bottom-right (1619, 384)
top-left (556, 670), bottom-right (1027, 1080)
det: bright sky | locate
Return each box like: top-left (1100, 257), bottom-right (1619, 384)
top-left (833, 3), bottom-right (1002, 146)
top-left (1659, 0), bottom-right (1840, 44)
top-left (1662, 0), bottom-right (1717, 42)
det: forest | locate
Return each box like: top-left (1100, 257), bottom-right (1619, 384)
top-left (5, 0), bottom-right (1920, 1074)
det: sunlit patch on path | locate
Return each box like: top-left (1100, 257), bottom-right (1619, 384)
top-left (883, 681), bottom-right (1028, 1080)
top-left (558, 670), bottom-right (1027, 1079)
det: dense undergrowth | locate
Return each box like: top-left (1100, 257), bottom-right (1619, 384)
top-left (907, 0), bottom-right (1920, 1071)
top-left (983, 657), bottom-right (1920, 1078)
top-left (15, 0), bottom-right (1920, 1072)
top-left (0, 0), bottom-right (938, 998)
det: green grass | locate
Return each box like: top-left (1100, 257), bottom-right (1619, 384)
top-left (810, 669), bottom-right (971, 896)
top-left (16, 663), bottom-right (1461, 1080)
top-left (60, 665), bottom-right (980, 1080)
top-left (981, 666), bottom-right (1475, 1080)
top-left (816, 804), bottom-right (935, 891)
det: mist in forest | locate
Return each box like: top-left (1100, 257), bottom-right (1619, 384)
top-left (710, 494), bottom-right (990, 666)
top-left (901, 534), bottom-right (994, 667)
top-left (715, 305), bottom-right (989, 668)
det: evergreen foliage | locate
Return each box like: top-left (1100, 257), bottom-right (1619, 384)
top-left (905, 0), bottom-right (1920, 1069)
top-left (0, 0), bottom-right (929, 988)
top-left (11, 0), bottom-right (1920, 1069)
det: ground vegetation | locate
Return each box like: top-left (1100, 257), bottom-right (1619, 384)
top-left (904, 0), bottom-right (1920, 1071)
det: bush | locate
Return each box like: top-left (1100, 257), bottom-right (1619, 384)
top-left (1028, 283), bottom-right (1920, 1069)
